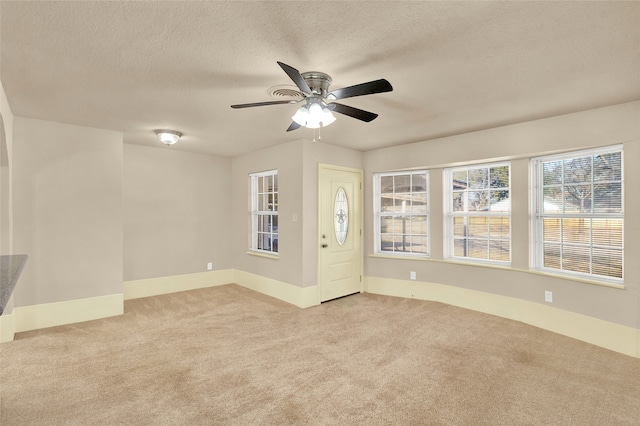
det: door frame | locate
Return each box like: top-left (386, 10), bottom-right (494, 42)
top-left (316, 163), bottom-right (364, 303)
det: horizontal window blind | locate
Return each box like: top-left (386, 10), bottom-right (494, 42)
top-left (250, 170), bottom-right (278, 254)
top-left (533, 147), bottom-right (623, 280)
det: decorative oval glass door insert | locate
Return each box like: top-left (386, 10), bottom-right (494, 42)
top-left (334, 187), bottom-right (349, 245)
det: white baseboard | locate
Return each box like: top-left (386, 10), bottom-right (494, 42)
top-left (364, 276), bottom-right (640, 358)
top-left (6, 269), bottom-right (313, 338)
top-left (234, 270), bottom-right (319, 308)
top-left (7, 271), bottom-right (637, 359)
top-left (0, 311), bottom-right (16, 342)
top-left (123, 269), bottom-right (234, 300)
top-left (125, 269), bottom-right (318, 308)
top-left (13, 293), bottom-right (124, 333)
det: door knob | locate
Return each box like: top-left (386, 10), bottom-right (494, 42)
top-left (322, 244), bottom-right (328, 248)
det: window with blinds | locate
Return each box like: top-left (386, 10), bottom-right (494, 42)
top-left (374, 171), bottom-right (429, 256)
top-left (443, 162), bottom-right (511, 263)
top-left (531, 146), bottom-right (623, 281)
top-left (250, 170), bottom-right (278, 255)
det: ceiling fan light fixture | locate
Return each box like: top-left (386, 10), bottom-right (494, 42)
top-left (155, 130), bottom-right (182, 145)
top-left (321, 107), bottom-right (336, 126)
top-left (306, 102), bottom-right (323, 128)
top-left (305, 118), bottom-right (321, 129)
top-left (308, 102), bottom-right (323, 116)
top-left (293, 98), bottom-right (336, 129)
top-left (291, 107), bottom-right (309, 126)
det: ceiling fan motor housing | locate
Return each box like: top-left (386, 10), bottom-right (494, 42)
top-left (301, 72), bottom-right (332, 97)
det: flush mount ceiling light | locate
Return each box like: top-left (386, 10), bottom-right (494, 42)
top-left (155, 130), bottom-right (182, 146)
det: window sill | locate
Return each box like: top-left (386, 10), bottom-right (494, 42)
top-left (444, 257), bottom-right (511, 269)
top-left (368, 255), bottom-right (626, 289)
top-left (527, 268), bottom-right (624, 289)
top-left (370, 253), bottom-right (429, 261)
top-left (247, 250), bottom-right (279, 260)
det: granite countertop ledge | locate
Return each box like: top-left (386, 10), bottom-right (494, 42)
top-left (0, 254), bottom-right (28, 315)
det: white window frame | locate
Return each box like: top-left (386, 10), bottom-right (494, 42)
top-left (250, 170), bottom-right (278, 256)
top-left (373, 170), bottom-right (430, 257)
top-left (443, 162), bottom-right (511, 264)
top-left (530, 145), bottom-right (623, 283)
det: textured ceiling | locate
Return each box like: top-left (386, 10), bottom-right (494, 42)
top-left (1, 1), bottom-right (639, 157)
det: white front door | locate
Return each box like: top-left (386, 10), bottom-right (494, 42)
top-left (318, 164), bottom-right (363, 302)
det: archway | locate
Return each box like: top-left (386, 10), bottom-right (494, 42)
top-left (0, 113), bottom-right (10, 254)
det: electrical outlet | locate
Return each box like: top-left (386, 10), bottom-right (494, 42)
top-left (207, 262), bottom-right (213, 271)
top-left (544, 291), bottom-right (553, 303)
top-left (410, 271), bottom-right (416, 280)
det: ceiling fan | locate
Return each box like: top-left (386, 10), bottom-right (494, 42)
top-left (230, 61), bottom-right (393, 132)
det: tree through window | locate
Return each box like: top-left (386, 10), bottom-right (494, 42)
top-left (532, 146), bottom-right (623, 281)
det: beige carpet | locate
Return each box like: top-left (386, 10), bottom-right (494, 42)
top-left (1, 284), bottom-right (639, 425)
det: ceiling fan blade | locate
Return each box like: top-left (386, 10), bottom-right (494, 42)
top-left (329, 103), bottom-right (379, 122)
top-left (277, 61), bottom-right (312, 95)
top-left (230, 100), bottom-right (294, 109)
top-left (328, 79), bottom-right (393, 100)
top-left (286, 121), bottom-right (301, 132)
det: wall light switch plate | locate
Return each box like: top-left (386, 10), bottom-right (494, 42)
top-left (410, 271), bottom-right (417, 280)
top-left (207, 262), bottom-right (213, 271)
top-left (544, 291), bottom-right (553, 303)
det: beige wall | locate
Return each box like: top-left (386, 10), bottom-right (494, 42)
top-left (1, 112), bottom-right (9, 255)
top-left (363, 101), bottom-right (640, 329)
top-left (12, 118), bottom-right (123, 306)
top-left (1, 81), bottom-right (14, 256)
top-left (0, 81), bottom-right (15, 162)
top-left (231, 139), bottom-right (363, 288)
top-left (123, 144), bottom-right (232, 280)
top-left (231, 140), bottom-right (305, 286)
top-left (1, 81), bottom-right (15, 317)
